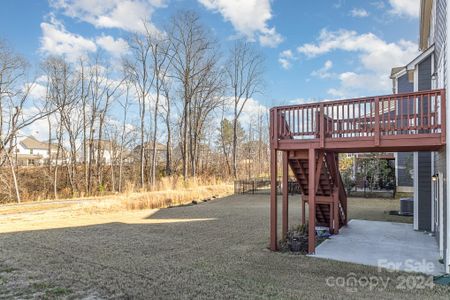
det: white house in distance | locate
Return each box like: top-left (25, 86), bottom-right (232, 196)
top-left (83, 139), bottom-right (133, 165)
top-left (94, 139), bottom-right (114, 164)
top-left (14, 136), bottom-right (62, 166)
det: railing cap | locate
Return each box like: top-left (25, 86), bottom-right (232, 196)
top-left (270, 88), bottom-right (445, 110)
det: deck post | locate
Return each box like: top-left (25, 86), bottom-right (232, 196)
top-left (374, 97), bottom-right (380, 146)
top-left (320, 103), bottom-right (325, 148)
top-left (333, 192), bottom-right (340, 234)
top-left (308, 148), bottom-right (316, 254)
top-left (301, 199), bottom-right (306, 225)
top-left (270, 148), bottom-right (278, 251)
top-left (282, 151), bottom-right (289, 238)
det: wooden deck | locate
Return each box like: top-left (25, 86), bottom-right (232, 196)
top-left (269, 89), bottom-right (446, 254)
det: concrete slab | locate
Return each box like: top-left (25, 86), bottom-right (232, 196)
top-left (311, 219), bottom-right (445, 275)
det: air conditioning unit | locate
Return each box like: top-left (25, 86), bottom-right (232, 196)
top-left (399, 198), bottom-right (414, 216)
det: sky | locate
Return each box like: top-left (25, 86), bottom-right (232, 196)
top-left (0, 0), bottom-right (421, 122)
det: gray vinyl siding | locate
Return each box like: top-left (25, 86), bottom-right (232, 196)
top-left (418, 152), bottom-right (432, 231)
top-left (435, 0), bottom-right (446, 65)
top-left (417, 55), bottom-right (433, 232)
top-left (418, 55), bottom-right (432, 91)
top-left (396, 73), bottom-right (414, 188)
top-left (398, 73), bottom-right (413, 92)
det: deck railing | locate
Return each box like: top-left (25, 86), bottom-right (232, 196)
top-left (270, 89), bottom-right (446, 147)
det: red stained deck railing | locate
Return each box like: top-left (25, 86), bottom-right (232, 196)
top-left (270, 89), bottom-right (446, 149)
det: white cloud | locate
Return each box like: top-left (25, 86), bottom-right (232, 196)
top-left (236, 97), bottom-right (268, 126)
top-left (327, 72), bottom-right (391, 97)
top-left (278, 49), bottom-right (296, 70)
top-left (350, 8), bottom-right (369, 18)
top-left (96, 35), bottom-right (129, 57)
top-left (287, 98), bottom-right (316, 105)
top-left (49, 0), bottom-right (165, 33)
top-left (371, 1), bottom-right (385, 9)
top-left (221, 97), bottom-right (268, 127)
top-left (278, 58), bottom-right (290, 70)
top-left (280, 50), bottom-right (294, 59)
top-left (327, 88), bottom-right (346, 98)
top-left (40, 17), bottom-right (131, 62)
top-left (40, 17), bottom-right (97, 61)
top-left (27, 82), bottom-right (47, 100)
top-left (311, 60), bottom-right (333, 78)
top-left (388, 0), bottom-right (420, 18)
top-left (198, 0), bottom-right (283, 47)
top-left (259, 27), bottom-right (284, 48)
top-left (297, 28), bottom-right (418, 97)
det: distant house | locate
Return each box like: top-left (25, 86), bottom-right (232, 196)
top-left (14, 136), bottom-right (63, 166)
top-left (83, 139), bottom-right (133, 165)
top-left (133, 142), bottom-right (168, 165)
top-left (95, 139), bottom-right (115, 164)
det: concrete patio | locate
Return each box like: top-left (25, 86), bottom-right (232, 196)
top-left (312, 219), bottom-right (445, 275)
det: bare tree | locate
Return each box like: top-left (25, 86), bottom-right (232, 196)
top-left (160, 73), bottom-right (173, 176)
top-left (96, 67), bottom-right (125, 189)
top-left (117, 80), bottom-right (132, 192)
top-left (189, 65), bottom-right (224, 176)
top-left (0, 40), bottom-right (53, 202)
top-left (124, 25), bottom-right (156, 189)
top-left (168, 11), bottom-right (220, 179)
top-left (79, 57), bottom-right (93, 195)
top-left (226, 40), bottom-right (264, 178)
top-left (42, 56), bottom-right (81, 197)
top-left (147, 31), bottom-right (171, 187)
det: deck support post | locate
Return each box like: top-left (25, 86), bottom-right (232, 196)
top-left (333, 192), bottom-right (340, 234)
top-left (270, 148), bottom-right (278, 251)
top-left (301, 199), bottom-right (306, 225)
top-left (308, 148), bottom-right (316, 254)
top-left (319, 103), bottom-right (325, 148)
top-left (374, 97), bottom-right (380, 146)
top-left (282, 151), bottom-right (289, 238)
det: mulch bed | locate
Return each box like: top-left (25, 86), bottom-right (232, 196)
top-left (278, 225), bottom-right (328, 254)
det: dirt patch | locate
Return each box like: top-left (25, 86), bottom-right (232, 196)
top-left (279, 224), bottom-right (328, 254)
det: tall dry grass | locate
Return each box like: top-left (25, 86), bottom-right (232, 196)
top-left (121, 184), bottom-right (232, 210)
top-left (0, 164), bottom-right (232, 204)
top-left (0, 176), bottom-right (233, 215)
top-left (73, 183), bottom-right (233, 214)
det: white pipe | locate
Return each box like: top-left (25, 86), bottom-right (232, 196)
top-left (445, 0), bottom-right (450, 273)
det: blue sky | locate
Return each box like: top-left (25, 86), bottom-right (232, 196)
top-left (0, 0), bottom-right (420, 110)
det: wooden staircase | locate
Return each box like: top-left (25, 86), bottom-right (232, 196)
top-left (288, 151), bottom-right (347, 233)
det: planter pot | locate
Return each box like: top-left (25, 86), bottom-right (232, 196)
top-left (289, 238), bottom-right (302, 252)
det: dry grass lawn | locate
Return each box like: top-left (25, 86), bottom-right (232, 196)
top-left (0, 192), bottom-right (448, 299)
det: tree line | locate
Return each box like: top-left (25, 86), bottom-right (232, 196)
top-left (0, 11), bottom-right (270, 203)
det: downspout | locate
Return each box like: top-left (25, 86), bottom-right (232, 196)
top-left (445, 1), bottom-right (450, 273)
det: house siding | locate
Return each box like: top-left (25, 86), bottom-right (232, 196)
top-left (396, 73), bottom-right (414, 189)
top-left (418, 55), bottom-right (432, 90)
top-left (418, 152), bottom-right (433, 231)
top-left (417, 55), bottom-right (433, 232)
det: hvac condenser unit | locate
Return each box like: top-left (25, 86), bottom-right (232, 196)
top-left (399, 198), bottom-right (414, 216)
